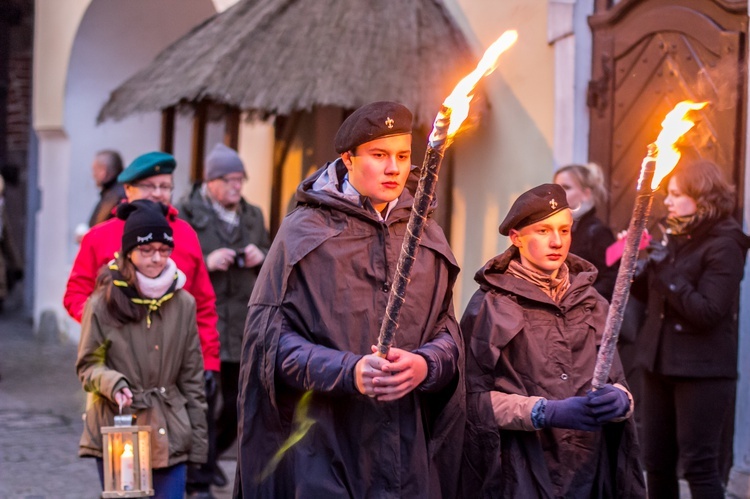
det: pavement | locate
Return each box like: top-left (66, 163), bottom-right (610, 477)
top-left (0, 291), bottom-right (697, 499)
top-left (0, 294), bottom-right (236, 499)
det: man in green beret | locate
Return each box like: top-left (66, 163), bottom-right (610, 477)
top-left (63, 151), bottom-right (221, 497)
top-left (236, 101), bottom-right (464, 498)
top-left (460, 183), bottom-right (645, 497)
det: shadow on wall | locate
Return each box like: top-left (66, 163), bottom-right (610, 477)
top-left (452, 83), bottom-right (554, 314)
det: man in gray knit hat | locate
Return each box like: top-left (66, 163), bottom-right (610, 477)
top-left (178, 143), bottom-right (270, 493)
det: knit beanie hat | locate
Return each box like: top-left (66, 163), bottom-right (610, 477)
top-left (117, 200), bottom-right (174, 255)
top-left (204, 143), bottom-right (246, 181)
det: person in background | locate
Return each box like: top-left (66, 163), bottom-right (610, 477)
top-left (178, 143), bottom-right (270, 489)
top-left (460, 184), bottom-right (644, 498)
top-left (553, 163), bottom-right (617, 301)
top-left (630, 160), bottom-right (750, 499)
top-left (76, 200), bottom-right (207, 499)
top-left (62, 151), bottom-right (221, 499)
top-left (0, 174), bottom-right (23, 313)
top-left (235, 101), bottom-right (464, 498)
top-left (89, 149), bottom-right (127, 227)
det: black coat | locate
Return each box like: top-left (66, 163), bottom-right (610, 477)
top-left (235, 161), bottom-right (465, 498)
top-left (88, 178), bottom-right (126, 227)
top-left (570, 209), bottom-right (617, 301)
top-left (632, 216), bottom-right (750, 377)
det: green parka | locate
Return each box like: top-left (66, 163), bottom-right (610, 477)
top-left (76, 289), bottom-right (208, 468)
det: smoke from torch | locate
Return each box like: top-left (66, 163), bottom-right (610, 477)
top-left (376, 30), bottom-right (518, 357)
top-left (591, 100), bottom-right (707, 389)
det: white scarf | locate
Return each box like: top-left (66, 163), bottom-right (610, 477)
top-left (135, 258), bottom-right (186, 299)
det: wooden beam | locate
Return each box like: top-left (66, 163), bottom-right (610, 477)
top-left (161, 107), bottom-right (175, 153)
top-left (270, 112), bottom-right (300, 237)
top-left (190, 102), bottom-right (207, 182)
top-left (224, 106), bottom-right (240, 150)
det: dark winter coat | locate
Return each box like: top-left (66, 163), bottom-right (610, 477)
top-left (88, 178), bottom-right (126, 227)
top-left (178, 187), bottom-right (270, 362)
top-left (632, 216), bottom-right (750, 378)
top-left (235, 160), bottom-right (465, 499)
top-left (77, 289), bottom-right (208, 468)
top-left (460, 246), bottom-right (645, 498)
top-left (570, 208), bottom-right (617, 301)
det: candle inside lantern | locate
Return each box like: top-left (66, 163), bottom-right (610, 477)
top-left (120, 442), bottom-right (135, 491)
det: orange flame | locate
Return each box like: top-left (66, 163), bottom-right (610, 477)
top-left (651, 100), bottom-right (707, 189)
top-left (444, 30), bottom-right (518, 137)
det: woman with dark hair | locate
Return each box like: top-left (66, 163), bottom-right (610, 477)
top-left (76, 199), bottom-right (207, 499)
top-left (632, 160), bottom-right (750, 498)
top-left (553, 163), bottom-right (617, 301)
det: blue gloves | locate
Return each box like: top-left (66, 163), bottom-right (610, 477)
top-left (544, 396), bottom-right (601, 431)
top-left (543, 385), bottom-right (630, 431)
top-left (587, 384), bottom-right (630, 423)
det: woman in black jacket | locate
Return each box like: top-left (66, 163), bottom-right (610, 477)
top-left (554, 163), bottom-right (617, 301)
top-left (632, 160), bottom-right (750, 499)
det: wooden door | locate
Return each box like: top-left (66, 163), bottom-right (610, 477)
top-left (588, 0), bottom-right (747, 232)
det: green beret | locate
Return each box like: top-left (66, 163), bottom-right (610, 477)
top-left (118, 151), bottom-right (176, 184)
top-left (334, 101), bottom-right (412, 153)
top-left (499, 183), bottom-right (569, 235)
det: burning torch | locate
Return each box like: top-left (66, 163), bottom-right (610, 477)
top-left (376, 30), bottom-right (518, 357)
top-left (591, 100), bottom-right (707, 388)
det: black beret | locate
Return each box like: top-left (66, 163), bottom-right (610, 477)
top-left (118, 151), bottom-right (176, 184)
top-left (334, 101), bottom-right (413, 153)
top-left (499, 183), bottom-right (569, 235)
top-left (117, 200), bottom-right (174, 255)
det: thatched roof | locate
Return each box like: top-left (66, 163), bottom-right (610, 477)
top-left (97, 0), bottom-right (478, 128)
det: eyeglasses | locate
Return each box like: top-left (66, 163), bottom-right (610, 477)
top-left (135, 246), bottom-right (173, 258)
top-left (133, 182), bottom-right (174, 193)
top-left (217, 175), bottom-right (245, 186)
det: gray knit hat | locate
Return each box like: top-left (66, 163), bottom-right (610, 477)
top-left (204, 143), bottom-right (246, 181)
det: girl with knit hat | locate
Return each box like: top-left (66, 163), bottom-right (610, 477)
top-left (76, 199), bottom-right (207, 499)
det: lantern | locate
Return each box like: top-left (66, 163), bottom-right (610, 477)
top-left (101, 414), bottom-right (153, 497)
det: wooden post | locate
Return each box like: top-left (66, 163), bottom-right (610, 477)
top-left (161, 107), bottom-right (175, 153)
top-left (190, 102), bottom-right (208, 182)
top-left (224, 106), bottom-right (240, 150)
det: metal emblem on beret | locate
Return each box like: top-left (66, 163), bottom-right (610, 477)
top-left (549, 199), bottom-right (558, 210)
top-left (155, 165), bottom-right (161, 171)
top-left (385, 117), bottom-right (394, 129)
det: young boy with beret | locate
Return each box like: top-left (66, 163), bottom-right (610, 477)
top-left (460, 184), bottom-right (645, 498)
top-left (235, 101), bottom-right (464, 498)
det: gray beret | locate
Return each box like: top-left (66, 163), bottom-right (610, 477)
top-left (334, 101), bottom-right (413, 153)
top-left (205, 143), bottom-right (245, 181)
top-left (118, 151), bottom-right (176, 184)
top-left (499, 183), bottom-right (569, 235)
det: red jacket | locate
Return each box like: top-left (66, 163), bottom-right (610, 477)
top-left (64, 205), bottom-right (220, 372)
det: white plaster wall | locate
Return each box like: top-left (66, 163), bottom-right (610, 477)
top-left (34, 0), bottom-right (218, 338)
top-left (446, 0), bottom-right (556, 312)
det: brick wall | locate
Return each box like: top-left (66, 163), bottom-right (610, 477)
top-left (6, 50), bottom-right (31, 168)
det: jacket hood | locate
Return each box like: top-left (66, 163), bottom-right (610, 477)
top-left (474, 245), bottom-right (599, 298)
top-left (294, 159), bottom-right (433, 224)
top-left (706, 217), bottom-right (750, 251)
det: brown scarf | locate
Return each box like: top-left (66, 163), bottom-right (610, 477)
top-left (507, 258), bottom-right (571, 303)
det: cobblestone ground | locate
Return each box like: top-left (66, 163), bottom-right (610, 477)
top-left (0, 305), bottom-right (235, 499)
top-left (0, 300), bottom-right (696, 499)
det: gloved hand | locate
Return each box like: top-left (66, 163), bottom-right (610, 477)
top-left (204, 370), bottom-right (220, 399)
top-left (646, 239), bottom-right (669, 267)
top-left (544, 396), bottom-right (601, 431)
top-left (586, 384), bottom-right (630, 423)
